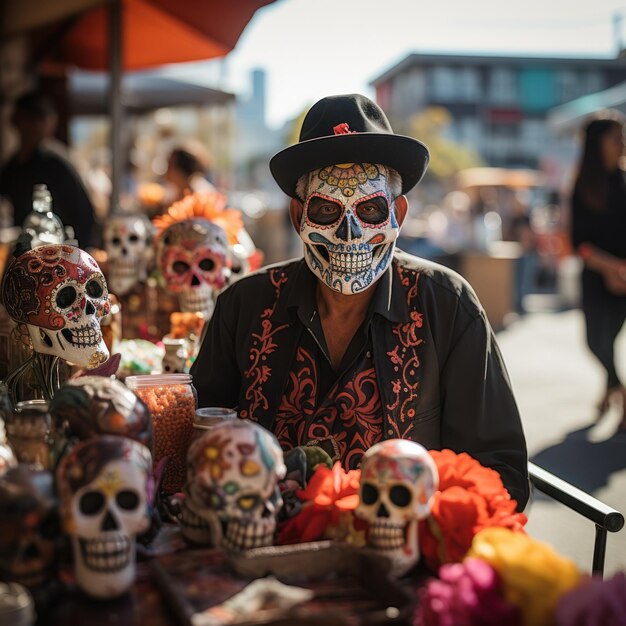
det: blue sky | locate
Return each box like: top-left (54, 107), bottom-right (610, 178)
top-left (200, 0), bottom-right (626, 127)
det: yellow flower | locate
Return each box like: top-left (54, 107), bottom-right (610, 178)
top-left (468, 527), bottom-right (582, 626)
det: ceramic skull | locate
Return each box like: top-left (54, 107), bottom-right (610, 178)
top-left (49, 376), bottom-right (153, 456)
top-left (0, 467), bottom-right (59, 588)
top-left (355, 439), bottom-right (438, 577)
top-left (103, 215), bottom-right (154, 296)
top-left (56, 436), bottom-right (154, 598)
top-left (299, 163), bottom-right (400, 295)
top-left (157, 218), bottom-right (229, 318)
top-left (181, 420), bottom-right (286, 551)
top-left (1, 245), bottom-right (111, 369)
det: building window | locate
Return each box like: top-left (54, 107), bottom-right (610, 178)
top-left (557, 70), bottom-right (579, 103)
top-left (431, 67), bottom-right (458, 101)
top-left (489, 68), bottom-right (518, 104)
top-left (459, 68), bottom-right (480, 101)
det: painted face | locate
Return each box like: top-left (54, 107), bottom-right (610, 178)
top-left (299, 163), bottom-right (400, 295)
top-left (1, 245), bottom-right (111, 368)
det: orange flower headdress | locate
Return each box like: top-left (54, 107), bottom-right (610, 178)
top-left (152, 191), bottom-right (243, 245)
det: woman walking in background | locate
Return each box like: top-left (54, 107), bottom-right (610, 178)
top-left (571, 112), bottom-right (626, 428)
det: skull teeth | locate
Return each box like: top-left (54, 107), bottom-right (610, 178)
top-left (369, 522), bottom-right (406, 551)
top-left (78, 534), bottom-right (131, 573)
top-left (110, 260), bottom-right (138, 275)
top-left (222, 517), bottom-right (275, 551)
top-left (328, 251), bottom-right (373, 275)
top-left (61, 324), bottom-right (102, 347)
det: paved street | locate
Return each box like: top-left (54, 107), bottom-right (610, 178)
top-left (496, 309), bottom-right (626, 576)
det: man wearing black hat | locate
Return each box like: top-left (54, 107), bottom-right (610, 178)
top-left (191, 94), bottom-right (529, 509)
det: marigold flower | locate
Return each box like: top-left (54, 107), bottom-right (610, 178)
top-left (468, 527), bottom-right (582, 626)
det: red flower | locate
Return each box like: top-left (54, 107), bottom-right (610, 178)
top-left (419, 450), bottom-right (527, 571)
top-left (276, 462), bottom-right (364, 545)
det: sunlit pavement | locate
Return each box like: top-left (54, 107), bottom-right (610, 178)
top-left (496, 309), bottom-right (626, 576)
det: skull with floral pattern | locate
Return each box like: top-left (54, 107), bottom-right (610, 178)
top-left (1, 245), bottom-right (110, 368)
top-left (181, 420), bottom-right (286, 551)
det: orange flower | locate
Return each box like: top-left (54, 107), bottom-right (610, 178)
top-left (419, 450), bottom-right (527, 570)
top-left (153, 191), bottom-right (243, 245)
top-left (276, 462), bottom-right (364, 545)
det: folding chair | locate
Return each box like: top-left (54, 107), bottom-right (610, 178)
top-left (528, 462), bottom-right (624, 577)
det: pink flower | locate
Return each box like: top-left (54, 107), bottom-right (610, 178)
top-left (414, 558), bottom-right (522, 626)
top-left (556, 571), bottom-right (626, 626)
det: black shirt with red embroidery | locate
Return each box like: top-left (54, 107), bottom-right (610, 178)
top-left (190, 250), bottom-right (530, 509)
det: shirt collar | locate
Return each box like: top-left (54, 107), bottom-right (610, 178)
top-left (273, 255), bottom-right (411, 325)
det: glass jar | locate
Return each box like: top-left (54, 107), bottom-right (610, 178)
top-left (6, 400), bottom-right (52, 470)
top-left (192, 407), bottom-right (237, 443)
top-left (126, 374), bottom-right (197, 493)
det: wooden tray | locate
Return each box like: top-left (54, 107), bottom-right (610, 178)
top-left (151, 542), bottom-right (415, 626)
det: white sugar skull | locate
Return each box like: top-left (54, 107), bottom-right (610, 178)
top-left (56, 436), bottom-right (154, 598)
top-left (1, 245), bottom-right (110, 369)
top-left (181, 420), bottom-right (286, 551)
top-left (298, 163), bottom-right (401, 295)
top-left (161, 337), bottom-right (187, 374)
top-left (103, 215), bottom-right (154, 296)
top-left (157, 219), bottom-right (229, 318)
top-left (355, 440), bottom-right (438, 578)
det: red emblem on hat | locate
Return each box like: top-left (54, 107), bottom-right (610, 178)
top-left (333, 123), bottom-right (355, 135)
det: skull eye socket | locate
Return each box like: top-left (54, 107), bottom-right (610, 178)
top-left (173, 261), bottom-right (190, 275)
top-left (355, 196), bottom-right (389, 225)
top-left (361, 482), bottom-right (379, 505)
top-left (198, 258), bottom-right (215, 272)
top-left (86, 279), bottom-right (104, 298)
top-left (111, 237), bottom-right (121, 246)
top-left (39, 515), bottom-right (60, 539)
top-left (307, 196), bottom-right (343, 225)
top-left (389, 485), bottom-right (412, 507)
top-left (116, 490), bottom-right (139, 511)
top-left (79, 491), bottom-right (105, 516)
top-left (128, 234), bottom-right (139, 243)
top-left (56, 285), bottom-right (77, 309)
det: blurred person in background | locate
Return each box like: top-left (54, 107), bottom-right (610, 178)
top-left (0, 90), bottom-right (97, 247)
top-left (571, 112), bottom-right (626, 428)
top-left (164, 141), bottom-right (214, 203)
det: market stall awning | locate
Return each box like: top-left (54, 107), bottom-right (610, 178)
top-left (4, 0), bottom-right (275, 71)
top-left (69, 69), bottom-right (235, 115)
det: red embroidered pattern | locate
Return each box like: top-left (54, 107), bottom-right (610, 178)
top-left (386, 267), bottom-right (424, 432)
top-left (274, 346), bottom-right (382, 470)
top-left (240, 269), bottom-right (289, 422)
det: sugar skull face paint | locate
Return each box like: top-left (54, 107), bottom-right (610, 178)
top-left (299, 163), bottom-right (400, 295)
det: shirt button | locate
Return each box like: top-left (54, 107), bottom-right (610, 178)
top-left (366, 351), bottom-right (372, 359)
top-left (387, 428), bottom-right (394, 436)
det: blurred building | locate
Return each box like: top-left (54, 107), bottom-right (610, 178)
top-left (371, 53), bottom-right (626, 179)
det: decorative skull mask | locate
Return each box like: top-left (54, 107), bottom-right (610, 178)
top-left (56, 436), bottom-right (154, 598)
top-left (1, 245), bottom-right (111, 369)
top-left (299, 163), bottom-right (401, 295)
top-left (157, 219), bottom-right (229, 318)
top-left (0, 467), bottom-right (59, 588)
top-left (49, 376), bottom-right (153, 456)
top-left (103, 215), bottom-right (154, 296)
top-left (181, 420), bottom-right (286, 551)
top-left (355, 439), bottom-right (438, 577)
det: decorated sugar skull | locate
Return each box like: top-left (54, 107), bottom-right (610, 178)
top-left (297, 162), bottom-right (402, 295)
top-left (355, 440), bottom-right (438, 577)
top-left (103, 214), bottom-right (154, 296)
top-left (157, 219), bottom-right (229, 317)
top-left (181, 420), bottom-right (286, 551)
top-left (56, 436), bottom-right (154, 598)
top-left (0, 467), bottom-right (59, 588)
top-left (49, 376), bottom-right (153, 456)
top-left (1, 245), bottom-right (111, 369)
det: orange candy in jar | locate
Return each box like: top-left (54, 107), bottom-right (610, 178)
top-left (126, 374), bottom-right (197, 493)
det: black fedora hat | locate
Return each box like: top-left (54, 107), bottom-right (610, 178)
top-left (270, 94), bottom-right (429, 198)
